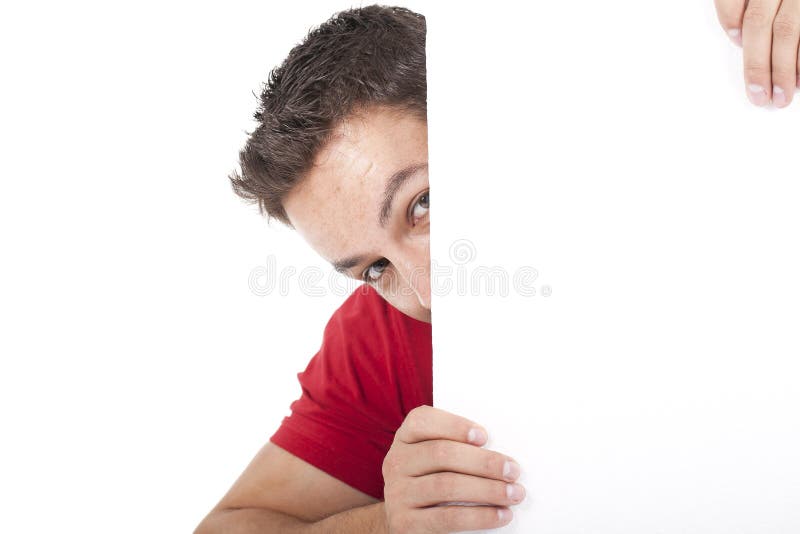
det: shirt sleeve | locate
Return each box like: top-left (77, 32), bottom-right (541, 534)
top-left (269, 290), bottom-right (401, 501)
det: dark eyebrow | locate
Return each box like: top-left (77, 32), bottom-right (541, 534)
top-left (331, 254), bottom-right (366, 274)
top-left (331, 162), bottom-right (428, 276)
top-left (378, 162), bottom-right (428, 227)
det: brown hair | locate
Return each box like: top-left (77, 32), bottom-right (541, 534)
top-left (229, 5), bottom-right (427, 225)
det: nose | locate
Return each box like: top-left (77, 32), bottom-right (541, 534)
top-left (392, 244), bottom-right (431, 310)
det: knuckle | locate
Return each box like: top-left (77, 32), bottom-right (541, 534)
top-left (403, 410), bottom-right (423, 435)
top-left (743, 4), bottom-right (772, 28)
top-left (429, 472), bottom-right (456, 500)
top-left (430, 440), bottom-right (451, 464)
top-left (484, 452), bottom-right (503, 476)
top-left (407, 405), bottom-right (423, 418)
top-left (773, 16), bottom-right (800, 41)
top-left (404, 406), bottom-right (420, 424)
top-left (772, 64), bottom-right (797, 80)
top-left (435, 505), bottom-right (497, 532)
top-left (408, 404), bottom-right (430, 420)
top-left (408, 405), bottom-right (433, 427)
top-left (743, 62), bottom-right (770, 78)
top-left (495, 480), bottom-right (510, 502)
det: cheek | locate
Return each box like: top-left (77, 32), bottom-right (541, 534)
top-left (372, 268), bottom-right (401, 297)
top-left (374, 268), bottom-right (429, 308)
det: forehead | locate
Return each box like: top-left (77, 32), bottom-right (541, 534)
top-left (283, 106), bottom-right (428, 260)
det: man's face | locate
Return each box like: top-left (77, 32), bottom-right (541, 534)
top-left (284, 105), bottom-right (431, 323)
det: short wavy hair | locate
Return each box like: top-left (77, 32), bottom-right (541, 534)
top-left (229, 5), bottom-right (427, 225)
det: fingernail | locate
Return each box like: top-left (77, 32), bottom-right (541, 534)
top-left (497, 508), bottom-right (512, 522)
top-left (727, 28), bottom-right (742, 47)
top-left (467, 427), bottom-right (487, 445)
top-left (506, 483), bottom-right (526, 503)
top-left (773, 86), bottom-right (787, 107)
top-left (747, 83), bottom-right (769, 106)
top-left (503, 460), bottom-right (521, 481)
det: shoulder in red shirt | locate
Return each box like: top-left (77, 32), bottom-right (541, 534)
top-left (269, 283), bottom-right (433, 500)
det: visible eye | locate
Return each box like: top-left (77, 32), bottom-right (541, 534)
top-left (363, 258), bottom-right (390, 282)
top-left (411, 190), bottom-right (429, 223)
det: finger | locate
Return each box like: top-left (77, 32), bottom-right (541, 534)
top-left (395, 405), bottom-right (488, 446)
top-left (715, 0), bottom-right (748, 46)
top-left (413, 505), bottom-right (513, 533)
top-left (407, 471), bottom-right (526, 508)
top-left (771, 0), bottom-right (800, 106)
top-left (403, 439), bottom-right (521, 482)
top-left (742, 0), bottom-right (784, 106)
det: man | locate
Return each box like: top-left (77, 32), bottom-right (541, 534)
top-left (196, 7), bottom-right (522, 533)
top-left (196, 3), bottom-right (799, 534)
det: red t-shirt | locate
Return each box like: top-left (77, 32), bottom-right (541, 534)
top-left (269, 284), bottom-right (433, 501)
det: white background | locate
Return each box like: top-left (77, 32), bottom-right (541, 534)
top-left (427, 1), bottom-right (800, 532)
top-left (1, 1), bottom-right (798, 533)
top-left (0, 1), bottom-right (433, 532)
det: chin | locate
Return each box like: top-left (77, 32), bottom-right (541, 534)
top-left (379, 291), bottom-right (431, 323)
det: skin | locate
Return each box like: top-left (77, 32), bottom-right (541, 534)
top-left (714, 0), bottom-right (800, 107)
top-left (283, 105), bottom-right (433, 323)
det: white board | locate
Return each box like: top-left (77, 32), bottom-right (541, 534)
top-left (427, 1), bottom-right (800, 532)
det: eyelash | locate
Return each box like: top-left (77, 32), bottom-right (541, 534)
top-left (361, 190), bottom-right (429, 283)
top-left (410, 190), bottom-right (429, 226)
top-left (362, 258), bottom-right (390, 283)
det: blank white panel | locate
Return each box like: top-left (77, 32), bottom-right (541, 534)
top-left (427, 1), bottom-right (800, 532)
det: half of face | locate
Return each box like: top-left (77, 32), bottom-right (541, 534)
top-left (283, 105), bottom-right (431, 323)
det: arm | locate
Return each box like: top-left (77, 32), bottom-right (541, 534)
top-left (195, 406), bottom-right (525, 534)
top-left (195, 505), bottom-right (386, 534)
top-left (194, 442), bottom-right (387, 534)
